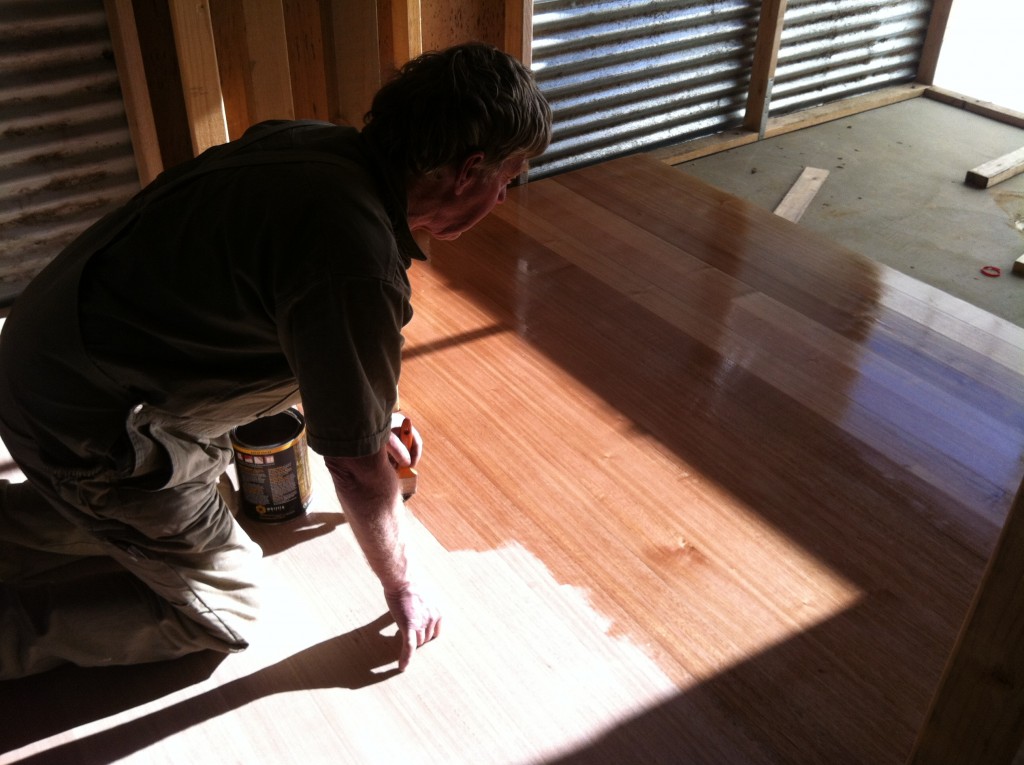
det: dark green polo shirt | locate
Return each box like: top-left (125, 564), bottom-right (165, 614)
top-left (76, 122), bottom-right (424, 458)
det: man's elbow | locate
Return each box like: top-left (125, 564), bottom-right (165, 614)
top-left (324, 450), bottom-right (393, 497)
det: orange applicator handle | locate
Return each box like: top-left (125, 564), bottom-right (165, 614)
top-left (396, 416), bottom-right (418, 500)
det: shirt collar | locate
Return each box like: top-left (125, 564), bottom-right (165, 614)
top-left (358, 131), bottom-right (427, 264)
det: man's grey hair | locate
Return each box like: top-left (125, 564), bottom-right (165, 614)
top-left (363, 43), bottom-right (552, 176)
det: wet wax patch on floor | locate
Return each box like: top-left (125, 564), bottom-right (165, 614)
top-left (991, 189), bottom-right (1024, 236)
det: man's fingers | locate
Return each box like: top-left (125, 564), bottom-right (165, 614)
top-left (387, 413), bottom-right (423, 468)
top-left (398, 631), bottom-right (417, 672)
top-left (396, 617), bottom-right (442, 671)
top-left (384, 585), bottom-right (441, 671)
top-left (387, 431), bottom-right (412, 467)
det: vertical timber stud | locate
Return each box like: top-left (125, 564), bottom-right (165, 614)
top-left (907, 477), bottom-right (1024, 765)
top-left (328, 0), bottom-right (382, 128)
top-left (167, 0), bottom-right (228, 154)
top-left (505, 0), bottom-right (533, 185)
top-left (504, 0), bottom-right (533, 67)
top-left (916, 0), bottom-right (954, 85)
top-left (103, 0), bottom-right (163, 185)
top-left (743, 0), bottom-right (788, 138)
top-left (283, 0), bottom-right (331, 121)
top-left (392, 0), bottom-right (423, 70)
top-left (240, 0), bottom-right (295, 123)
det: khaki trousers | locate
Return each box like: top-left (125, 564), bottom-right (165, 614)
top-left (0, 406), bottom-right (263, 680)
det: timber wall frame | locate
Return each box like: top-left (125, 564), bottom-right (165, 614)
top-left (105, 0), bottom-right (1024, 182)
top-left (104, 0), bottom-right (535, 187)
top-left (649, 83), bottom-right (1024, 166)
top-left (101, 1), bottom-right (1024, 761)
top-left (649, 0), bottom-right (1024, 166)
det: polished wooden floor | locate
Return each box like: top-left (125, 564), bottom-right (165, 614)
top-left (2, 154), bottom-right (1023, 764)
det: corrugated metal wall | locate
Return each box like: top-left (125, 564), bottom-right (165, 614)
top-left (530, 0), bottom-right (761, 179)
top-left (0, 0), bottom-right (140, 308)
top-left (771, 0), bottom-right (930, 115)
top-left (530, 0), bottom-right (931, 179)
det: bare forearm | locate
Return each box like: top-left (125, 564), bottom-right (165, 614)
top-left (323, 442), bottom-right (441, 670)
top-left (325, 451), bottom-right (410, 592)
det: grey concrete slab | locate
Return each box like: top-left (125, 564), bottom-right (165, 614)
top-left (678, 98), bottom-right (1024, 327)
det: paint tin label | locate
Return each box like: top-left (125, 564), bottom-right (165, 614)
top-left (230, 408), bottom-right (312, 523)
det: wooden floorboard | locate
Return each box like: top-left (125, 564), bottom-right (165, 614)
top-left (2, 153), bottom-right (1022, 764)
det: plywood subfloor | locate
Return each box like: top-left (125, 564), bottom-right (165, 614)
top-left (680, 98), bottom-right (1024, 327)
top-left (2, 154), bottom-right (1023, 764)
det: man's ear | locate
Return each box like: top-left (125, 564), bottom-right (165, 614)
top-left (454, 152), bottom-right (486, 194)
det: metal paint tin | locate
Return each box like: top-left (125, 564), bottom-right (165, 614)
top-left (230, 407), bottom-right (312, 523)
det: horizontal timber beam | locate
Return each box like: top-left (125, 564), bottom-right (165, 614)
top-left (652, 83), bottom-right (1024, 167)
top-left (650, 83), bottom-right (926, 166)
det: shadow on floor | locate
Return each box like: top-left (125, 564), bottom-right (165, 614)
top-left (0, 599), bottom-right (928, 764)
top-left (0, 614), bottom-right (399, 763)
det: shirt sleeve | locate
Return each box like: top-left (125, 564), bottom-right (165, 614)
top-left (277, 271), bottom-right (409, 458)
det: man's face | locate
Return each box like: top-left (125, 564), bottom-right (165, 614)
top-left (416, 153), bottom-right (527, 241)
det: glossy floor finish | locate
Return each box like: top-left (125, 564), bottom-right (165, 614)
top-left (3, 154), bottom-right (1023, 764)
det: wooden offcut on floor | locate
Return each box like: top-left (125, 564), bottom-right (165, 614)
top-left (2, 154), bottom-right (1023, 764)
